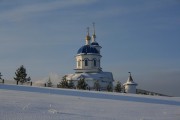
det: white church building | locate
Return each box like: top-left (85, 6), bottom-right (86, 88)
top-left (66, 24), bottom-right (114, 90)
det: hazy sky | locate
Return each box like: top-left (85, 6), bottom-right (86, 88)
top-left (0, 0), bottom-right (180, 96)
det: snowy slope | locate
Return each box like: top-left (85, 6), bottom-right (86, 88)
top-left (0, 84), bottom-right (180, 120)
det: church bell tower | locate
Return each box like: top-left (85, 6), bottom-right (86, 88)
top-left (75, 24), bottom-right (102, 73)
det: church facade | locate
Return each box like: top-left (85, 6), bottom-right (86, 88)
top-left (66, 24), bottom-right (114, 90)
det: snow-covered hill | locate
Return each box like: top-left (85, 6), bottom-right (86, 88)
top-left (0, 84), bottom-right (180, 120)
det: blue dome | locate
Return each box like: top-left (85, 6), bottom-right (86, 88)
top-left (91, 42), bottom-right (99, 46)
top-left (77, 45), bottom-right (99, 54)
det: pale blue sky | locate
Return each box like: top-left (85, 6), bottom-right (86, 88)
top-left (0, 0), bottom-right (180, 96)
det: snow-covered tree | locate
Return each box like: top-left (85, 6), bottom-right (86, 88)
top-left (77, 78), bottom-right (87, 90)
top-left (47, 77), bottom-right (53, 87)
top-left (14, 65), bottom-right (30, 84)
top-left (94, 80), bottom-right (100, 91)
top-left (0, 72), bottom-right (4, 83)
top-left (0, 72), bottom-right (2, 80)
top-left (107, 83), bottom-right (113, 92)
top-left (68, 80), bottom-right (74, 89)
top-left (58, 76), bottom-right (69, 88)
top-left (114, 81), bottom-right (122, 92)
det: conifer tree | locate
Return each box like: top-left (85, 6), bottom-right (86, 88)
top-left (47, 77), bottom-right (53, 87)
top-left (68, 80), bottom-right (74, 89)
top-left (58, 75), bottom-right (69, 88)
top-left (107, 83), bottom-right (113, 92)
top-left (77, 78), bottom-right (87, 90)
top-left (0, 72), bottom-right (4, 83)
top-left (14, 65), bottom-right (30, 84)
top-left (115, 81), bottom-right (122, 92)
top-left (94, 80), bottom-right (100, 91)
top-left (0, 72), bottom-right (2, 80)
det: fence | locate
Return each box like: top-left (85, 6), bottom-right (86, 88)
top-left (0, 79), bottom-right (45, 87)
top-left (136, 89), bottom-right (171, 97)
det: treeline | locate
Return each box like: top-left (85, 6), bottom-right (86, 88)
top-left (0, 65), bottom-right (123, 93)
top-left (0, 65), bottom-right (31, 84)
top-left (55, 76), bottom-right (122, 93)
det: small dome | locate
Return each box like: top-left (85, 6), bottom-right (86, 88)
top-left (91, 41), bottom-right (99, 46)
top-left (77, 45), bottom-right (99, 54)
top-left (92, 34), bottom-right (96, 39)
top-left (86, 35), bottom-right (91, 40)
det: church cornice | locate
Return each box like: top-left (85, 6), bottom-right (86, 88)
top-left (75, 54), bottom-right (102, 57)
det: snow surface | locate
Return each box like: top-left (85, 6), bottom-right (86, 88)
top-left (0, 84), bottom-right (180, 120)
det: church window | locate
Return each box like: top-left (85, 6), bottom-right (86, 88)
top-left (85, 59), bottom-right (88, 66)
top-left (99, 60), bottom-right (100, 66)
top-left (93, 59), bottom-right (96, 66)
top-left (78, 60), bottom-right (81, 67)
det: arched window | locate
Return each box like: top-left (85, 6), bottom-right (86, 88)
top-left (93, 59), bottom-right (96, 66)
top-left (85, 59), bottom-right (88, 66)
top-left (78, 60), bottom-right (81, 67)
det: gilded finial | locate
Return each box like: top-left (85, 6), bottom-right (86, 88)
top-left (87, 27), bottom-right (90, 36)
top-left (86, 27), bottom-right (91, 40)
top-left (92, 22), bottom-right (96, 38)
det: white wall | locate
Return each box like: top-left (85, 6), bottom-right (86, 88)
top-left (75, 54), bottom-right (101, 73)
top-left (125, 85), bottom-right (137, 94)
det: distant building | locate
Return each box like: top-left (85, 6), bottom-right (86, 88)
top-left (66, 24), bottom-right (114, 90)
top-left (123, 72), bottom-right (138, 94)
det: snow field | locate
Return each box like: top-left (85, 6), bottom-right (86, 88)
top-left (0, 84), bottom-right (180, 120)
